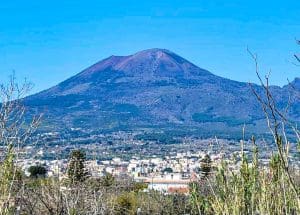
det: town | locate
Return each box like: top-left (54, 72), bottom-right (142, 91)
top-left (17, 149), bottom-right (227, 194)
top-left (15, 131), bottom-right (299, 195)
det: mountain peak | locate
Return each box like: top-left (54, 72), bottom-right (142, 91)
top-left (134, 48), bottom-right (174, 55)
top-left (61, 48), bottom-right (215, 86)
top-left (82, 48), bottom-right (181, 75)
top-left (130, 48), bottom-right (185, 62)
top-left (111, 48), bottom-right (210, 78)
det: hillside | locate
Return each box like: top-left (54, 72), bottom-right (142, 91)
top-left (25, 48), bottom-right (299, 137)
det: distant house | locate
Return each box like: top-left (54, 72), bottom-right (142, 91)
top-left (142, 173), bottom-right (192, 194)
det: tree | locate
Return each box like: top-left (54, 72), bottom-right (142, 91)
top-left (248, 47), bottom-right (300, 199)
top-left (200, 154), bottom-right (212, 178)
top-left (114, 192), bottom-right (138, 215)
top-left (163, 167), bottom-right (173, 173)
top-left (100, 173), bottom-right (115, 187)
top-left (0, 75), bottom-right (41, 213)
top-left (67, 150), bottom-right (88, 183)
top-left (28, 165), bottom-right (47, 178)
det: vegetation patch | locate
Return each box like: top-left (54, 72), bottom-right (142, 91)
top-left (192, 112), bottom-right (252, 126)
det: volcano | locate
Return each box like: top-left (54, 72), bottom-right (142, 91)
top-left (25, 48), bottom-right (300, 137)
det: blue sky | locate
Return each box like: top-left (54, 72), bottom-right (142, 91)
top-left (0, 0), bottom-right (299, 94)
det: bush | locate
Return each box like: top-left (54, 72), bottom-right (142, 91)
top-left (28, 165), bottom-right (47, 178)
top-left (114, 192), bottom-right (138, 215)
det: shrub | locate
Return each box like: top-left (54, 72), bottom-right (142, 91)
top-left (28, 165), bottom-right (47, 178)
top-left (114, 192), bottom-right (138, 215)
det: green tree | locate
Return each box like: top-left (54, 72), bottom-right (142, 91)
top-left (163, 167), bottom-right (173, 173)
top-left (100, 173), bottom-right (115, 187)
top-left (132, 182), bottom-right (148, 193)
top-left (67, 150), bottom-right (88, 183)
top-left (28, 165), bottom-right (47, 178)
top-left (114, 192), bottom-right (138, 215)
top-left (200, 154), bottom-right (212, 178)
